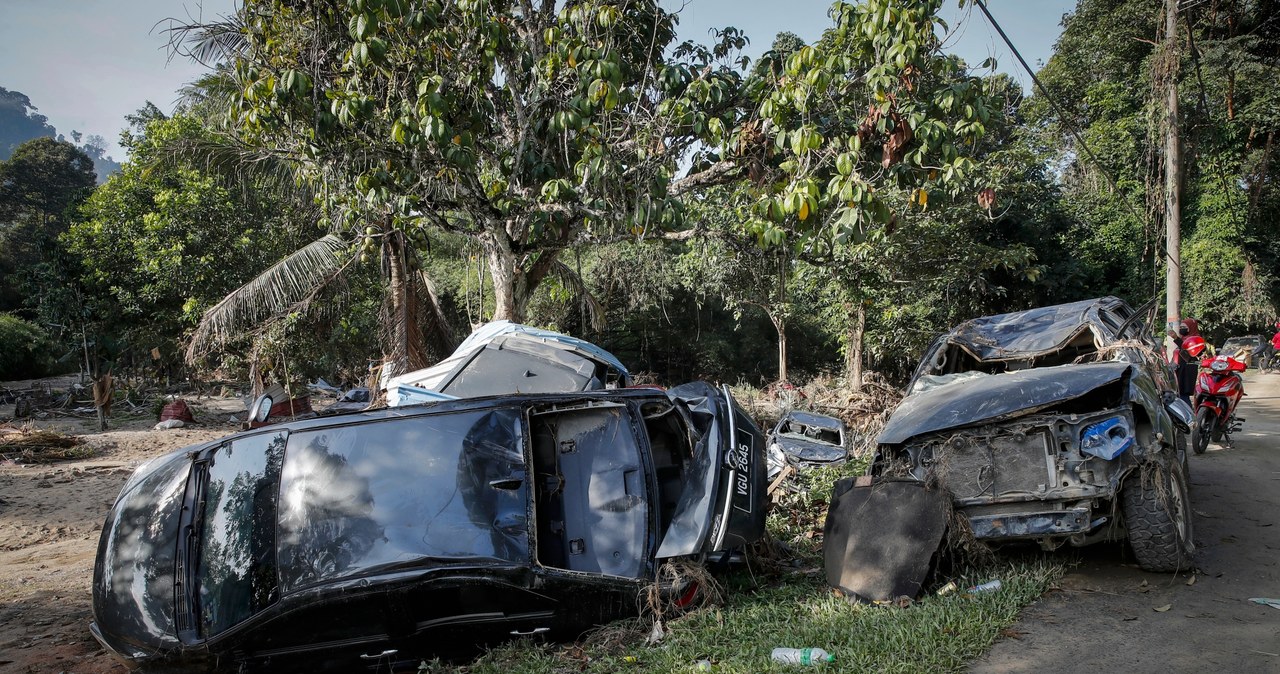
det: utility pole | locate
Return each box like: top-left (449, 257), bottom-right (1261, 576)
top-left (1164, 0), bottom-right (1182, 332)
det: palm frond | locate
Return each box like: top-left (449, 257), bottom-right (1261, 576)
top-left (552, 261), bottom-right (607, 332)
top-left (415, 270), bottom-right (459, 359)
top-left (160, 14), bottom-right (247, 68)
top-left (187, 234), bottom-right (350, 363)
top-left (177, 66), bottom-right (240, 115)
top-left (150, 130), bottom-right (313, 203)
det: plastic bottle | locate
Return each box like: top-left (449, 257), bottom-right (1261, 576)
top-left (770, 648), bottom-right (834, 665)
top-left (969, 580), bottom-right (1003, 593)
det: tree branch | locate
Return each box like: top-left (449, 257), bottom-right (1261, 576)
top-left (669, 160), bottom-right (741, 195)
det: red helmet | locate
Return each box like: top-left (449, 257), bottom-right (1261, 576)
top-left (1184, 334), bottom-right (1207, 356)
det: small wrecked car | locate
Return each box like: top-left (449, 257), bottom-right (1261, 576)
top-left (869, 297), bottom-right (1195, 572)
top-left (93, 382), bottom-right (765, 672)
top-left (766, 411), bottom-right (849, 478)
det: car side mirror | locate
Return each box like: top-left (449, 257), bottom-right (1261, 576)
top-left (1162, 392), bottom-right (1193, 433)
top-left (249, 395), bottom-right (274, 424)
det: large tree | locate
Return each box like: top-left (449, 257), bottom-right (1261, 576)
top-left (66, 113), bottom-right (325, 371)
top-left (1029, 0), bottom-right (1280, 335)
top-left (176, 0), bottom-right (749, 375)
top-left (0, 136), bottom-right (97, 313)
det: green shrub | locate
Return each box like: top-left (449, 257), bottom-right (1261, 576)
top-left (0, 313), bottom-right (54, 380)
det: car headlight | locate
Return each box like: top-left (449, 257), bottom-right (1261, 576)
top-left (1080, 416), bottom-right (1134, 460)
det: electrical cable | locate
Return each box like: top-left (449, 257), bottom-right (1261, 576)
top-left (971, 0), bottom-right (1166, 265)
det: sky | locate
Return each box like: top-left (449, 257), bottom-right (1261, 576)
top-left (0, 0), bottom-right (1076, 163)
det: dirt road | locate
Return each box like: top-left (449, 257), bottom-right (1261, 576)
top-left (0, 408), bottom-right (236, 673)
top-left (973, 371), bottom-right (1280, 673)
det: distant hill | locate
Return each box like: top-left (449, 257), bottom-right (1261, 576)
top-left (1, 85), bottom-right (122, 183)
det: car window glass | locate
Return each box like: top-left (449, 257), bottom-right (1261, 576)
top-left (98, 453), bottom-right (190, 645)
top-left (277, 409), bottom-right (527, 593)
top-left (197, 432), bottom-right (286, 638)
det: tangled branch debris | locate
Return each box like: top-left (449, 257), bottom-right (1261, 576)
top-left (734, 373), bottom-right (903, 458)
top-left (0, 425), bottom-right (91, 463)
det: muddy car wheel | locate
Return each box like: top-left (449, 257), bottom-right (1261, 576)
top-left (1122, 460), bottom-right (1194, 573)
top-left (1191, 408), bottom-right (1214, 455)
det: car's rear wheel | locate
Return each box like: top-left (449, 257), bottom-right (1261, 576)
top-left (1191, 408), bottom-right (1214, 455)
top-left (1122, 459), bottom-right (1194, 573)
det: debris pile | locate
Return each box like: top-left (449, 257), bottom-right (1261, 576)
top-left (0, 425), bottom-right (90, 463)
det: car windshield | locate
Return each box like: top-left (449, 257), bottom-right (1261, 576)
top-left (196, 432), bottom-right (287, 638)
top-left (276, 409), bottom-right (528, 593)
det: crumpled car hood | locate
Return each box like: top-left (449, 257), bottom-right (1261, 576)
top-left (879, 362), bottom-right (1133, 445)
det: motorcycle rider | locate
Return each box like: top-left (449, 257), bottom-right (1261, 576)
top-left (1270, 321), bottom-right (1280, 364)
top-left (1168, 318), bottom-right (1208, 405)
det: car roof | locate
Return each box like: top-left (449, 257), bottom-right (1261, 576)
top-left (934, 296), bottom-right (1131, 361)
top-left (777, 410), bottom-right (847, 431)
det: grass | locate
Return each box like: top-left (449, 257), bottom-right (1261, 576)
top-left (427, 455), bottom-right (1064, 674)
top-left (440, 563), bottom-right (1062, 674)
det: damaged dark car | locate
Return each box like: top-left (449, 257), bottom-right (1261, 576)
top-left (766, 411), bottom-right (849, 478)
top-left (92, 382), bottom-right (765, 672)
top-left (870, 297), bottom-right (1195, 572)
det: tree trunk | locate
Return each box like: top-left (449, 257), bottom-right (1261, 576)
top-left (483, 231), bottom-right (528, 323)
top-left (481, 228), bottom-right (561, 325)
top-left (844, 301), bottom-right (866, 392)
top-left (384, 228), bottom-right (427, 376)
top-left (771, 313), bottom-right (788, 383)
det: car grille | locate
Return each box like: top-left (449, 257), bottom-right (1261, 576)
top-left (932, 430), bottom-right (1053, 500)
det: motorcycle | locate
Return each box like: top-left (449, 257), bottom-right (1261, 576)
top-left (1191, 354), bottom-right (1246, 454)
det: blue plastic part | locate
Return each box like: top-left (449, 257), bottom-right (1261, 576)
top-left (1079, 417), bottom-right (1134, 460)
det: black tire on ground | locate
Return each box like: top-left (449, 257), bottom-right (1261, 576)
top-left (1122, 459), bottom-right (1194, 573)
top-left (1191, 407), bottom-right (1214, 455)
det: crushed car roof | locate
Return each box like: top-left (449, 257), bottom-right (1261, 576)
top-left (937, 297), bottom-right (1125, 362)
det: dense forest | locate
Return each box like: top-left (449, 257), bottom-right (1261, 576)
top-left (0, 0), bottom-right (1276, 392)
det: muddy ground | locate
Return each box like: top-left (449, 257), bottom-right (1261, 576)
top-left (973, 371), bottom-right (1280, 673)
top-left (0, 382), bottom-right (248, 673)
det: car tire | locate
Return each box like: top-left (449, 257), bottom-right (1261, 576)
top-left (1191, 408), bottom-right (1214, 455)
top-left (1122, 459), bottom-right (1194, 573)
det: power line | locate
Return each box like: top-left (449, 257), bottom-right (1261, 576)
top-left (972, 0), bottom-right (1164, 265)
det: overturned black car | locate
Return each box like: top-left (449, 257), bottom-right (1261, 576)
top-left (92, 382), bottom-right (765, 672)
top-left (870, 297), bottom-right (1195, 572)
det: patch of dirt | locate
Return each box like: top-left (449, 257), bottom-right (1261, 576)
top-left (0, 375), bottom-right (242, 673)
top-left (970, 371), bottom-right (1280, 673)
